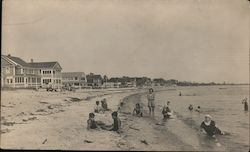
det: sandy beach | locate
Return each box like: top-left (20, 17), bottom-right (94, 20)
top-left (0, 88), bottom-right (145, 150)
top-left (1, 86), bottom-right (249, 151)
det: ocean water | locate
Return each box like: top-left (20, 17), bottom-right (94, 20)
top-left (140, 85), bottom-right (249, 151)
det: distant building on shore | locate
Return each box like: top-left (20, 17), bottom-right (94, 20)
top-left (62, 72), bottom-right (87, 88)
top-left (86, 73), bottom-right (103, 88)
top-left (1, 54), bottom-right (62, 89)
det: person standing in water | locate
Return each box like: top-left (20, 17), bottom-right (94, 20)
top-left (147, 88), bottom-right (155, 117)
top-left (242, 98), bottom-right (248, 111)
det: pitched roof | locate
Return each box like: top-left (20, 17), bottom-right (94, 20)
top-left (2, 55), bottom-right (60, 69)
top-left (86, 74), bottom-right (102, 79)
top-left (3, 55), bottom-right (31, 67)
top-left (28, 62), bottom-right (58, 69)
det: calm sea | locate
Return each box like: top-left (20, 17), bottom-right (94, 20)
top-left (140, 85), bottom-right (249, 151)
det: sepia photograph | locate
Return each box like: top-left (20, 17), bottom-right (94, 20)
top-left (1, 0), bottom-right (249, 151)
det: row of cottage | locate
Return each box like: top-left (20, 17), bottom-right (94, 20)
top-left (1, 54), bottom-right (138, 89)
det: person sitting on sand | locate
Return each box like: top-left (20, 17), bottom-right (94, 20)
top-left (200, 114), bottom-right (224, 137)
top-left (94, 101), bottom-right (103, 113)
top-left (188, 104), bottom-right (194, 111)
top-left (162, 101), bottom-right (172, 119)
top-left (87, 113), bottom-right (107, 130)
top-left (133, 103), bottom-right (143, 117)
top-left (107, 111), bottom-right (121, 133)
top-left (195, 106), bottom-right (201, 113)
top-left (101, 98), bottom-right (110, 111)
top-left (147, 88), bottom-right (155, 116)
top-left (242, 98), bottom-right (248, 111)
top-left (87, 113), bottom-right (99, 130)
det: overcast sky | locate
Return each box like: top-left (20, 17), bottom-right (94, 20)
top-left (2, 0), bottom-right (249, 83)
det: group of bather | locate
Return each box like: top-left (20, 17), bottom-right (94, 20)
top-left (133, 88), bottom-right (248, 138)
top-left (87, 88), bottom-right (249, 139)
top-left (87, 98), bottom-right (121, 133)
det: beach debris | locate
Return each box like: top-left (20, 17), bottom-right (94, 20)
top-left (129, 126), bottom-right (140, 131)
top-left (155, 123), bottom-right (165, 126)
top-left (28, 117), bottom-right (37, 121)
top-left (42, 139), bottom-right (47, 144)
top-left (1, 105), bottom-right (14, 108)
top-left (140, 140), bottom-right (149, 145)
top-left (2, 121), bottom-right (15, 126)
top-left (17, 112), bottom-right (26, 116)
top-left (1, 128), bottom-right (11, 134)
top-left (36, 109), bottom-right (46, 112)
top-left (65, 97), bottom-right (82, 102)
top-left (47, 104), bottom-right (62, 109)
top-left (22, 117), bottom-right (37, 122)
top-left (48, 105), bottom-right (54, 109)
top-left (39, 101), bottom-right (49, 104)
top-left (84, 140), bottom-right (93, 143)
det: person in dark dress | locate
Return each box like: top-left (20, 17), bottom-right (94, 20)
top-left (200, 114), bottom-right (224, 137)
top-left (188, 104), bottom-right (194, 111)
top-left (195, 106), bottom-right (201, 113)
top-left (133, 103), bottom-right (143, 117)
top-left (242, 98), bottom-right (248, 111)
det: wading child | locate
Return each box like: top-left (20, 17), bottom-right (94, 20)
top-left (162, 101), bottom-right (172, 119)
top-left (200, 114), bottom-right (224, 137)
top-left (195, 106), bottom-right (201, 113)
top-left (133, 103), bottom-right (143, 117)
top-left (94, 101), bottom-right (103, 113)
top-left (188, 104), bottom-right (194, 111)
top-left (242, 98), bottom-right (248, 111)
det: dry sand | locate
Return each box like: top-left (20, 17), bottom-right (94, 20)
top-left (0, 88), bottom-right (145, 150)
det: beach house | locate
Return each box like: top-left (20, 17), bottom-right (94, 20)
top-left (86, 73), bottom-right (103, 88)
top-left (1, 54), bottom-right (62, 89)
top-left (62, 72), bottom-right (87, 88)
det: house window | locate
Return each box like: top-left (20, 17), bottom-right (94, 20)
top-left (81, 77), bottom-right (85, 80)
top-left (75, 77), bottom-right (78, 80)
top-left (6, 67), bottom-right (10, 74)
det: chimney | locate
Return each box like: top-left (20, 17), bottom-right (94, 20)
top-left (31, 59), bottom-right (33, 63)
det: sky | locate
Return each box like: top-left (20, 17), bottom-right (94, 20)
top-left (2, 0), bottom-right (249, 83)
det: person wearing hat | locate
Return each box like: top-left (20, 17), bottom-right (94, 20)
top-left (200, 114), bottom-right (224, 137)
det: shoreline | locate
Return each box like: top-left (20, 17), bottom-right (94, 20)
top-left (1, 85), bottom-right (248, 151)
top-left (118, 90), bottom-right (229, 151)
top-left (118, 91), bottom-right (196, 151)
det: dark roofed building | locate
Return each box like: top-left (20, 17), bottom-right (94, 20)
top-left (86, 73), bottom-right (102, 88)
top-left (62, 72), bottom-right (87, 88)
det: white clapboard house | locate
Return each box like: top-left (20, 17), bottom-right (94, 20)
top-left (1, 54), bottom-right (62, 89)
